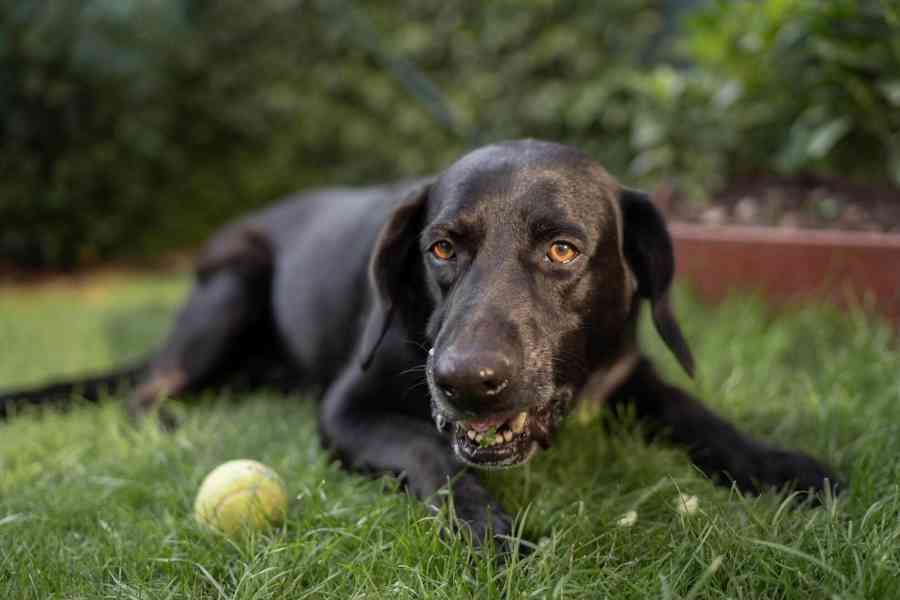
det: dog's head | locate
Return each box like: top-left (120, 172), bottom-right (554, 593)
top-left (361, 140), bottom-right (693, 468)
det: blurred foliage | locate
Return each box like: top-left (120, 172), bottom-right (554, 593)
top-left (1, 0), bottom-right (898, 268)
top-left (0, 0), bottom-right (309, 268)
top-left (3, 0), bottom-right (713, 268)
top-left (683, 0), bottom-right (900, 184)
top-left (292, 0), bottom-right (717, 190)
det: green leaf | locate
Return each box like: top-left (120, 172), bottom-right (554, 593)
top-left (879, 80), bottom-right (900, 107)
top-left (806, 117), bottom-right (851, 160)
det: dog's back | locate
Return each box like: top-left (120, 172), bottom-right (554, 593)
top-left (243, 179), bottom-right (427, 381)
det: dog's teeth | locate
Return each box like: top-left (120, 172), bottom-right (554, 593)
top-left (467, 430), bottom-right (477, 440)
top-left (435, 414), bottom-right (446, 432)
top-left (510, 412), bottom-right (528, 433)
top-left (503, 430), bottom-right (513, 442)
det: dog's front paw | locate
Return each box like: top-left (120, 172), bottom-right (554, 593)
top-left (718, 444), bottom-right (842, 499)
top-left (444, 475), bottom-right (525, 554)
top-left (755, 447), bottom-right (842, 496)
top-left (452, 496), bottom-right (514, 548)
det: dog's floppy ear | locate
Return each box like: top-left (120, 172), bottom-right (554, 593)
top-left (618, 187), bottom-right (695, 377)
top-left (359, 184), bottom-right (430, 370)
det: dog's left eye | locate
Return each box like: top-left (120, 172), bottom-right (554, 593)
top-left (547, 241), bottom-right (579, 264)
top-left (430, 240), bottom-right (456, 261)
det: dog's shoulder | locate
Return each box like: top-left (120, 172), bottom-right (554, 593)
top-left (257, 178), bottom-right (432, 247)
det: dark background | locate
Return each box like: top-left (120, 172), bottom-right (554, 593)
top-left (1, 0), bottom-right (897, 269)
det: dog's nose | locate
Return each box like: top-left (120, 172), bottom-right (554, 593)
top-left (433, 350), bottom-right (512, 404)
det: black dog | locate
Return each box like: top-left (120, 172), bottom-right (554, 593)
top-left (1, 140), bottom-right (838, 544)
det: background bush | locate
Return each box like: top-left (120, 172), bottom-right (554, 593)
top-left (1, 0), bottom-right (897, 269)
top-left (684, 0), bottom-right (900, 185)
top-left (0, 0), bottom-right (309, 268)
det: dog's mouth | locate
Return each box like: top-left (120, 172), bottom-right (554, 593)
top-left (452, 410), bottom-right (536, 468)
top-left (438, 397), bottom-right (568, 469)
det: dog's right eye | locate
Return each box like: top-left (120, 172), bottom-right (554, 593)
top-left (430, 240), bottom-right (456, 261)
top-left (547, 241), bottom-right (579, 264)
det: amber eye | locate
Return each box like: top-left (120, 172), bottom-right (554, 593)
top-left (430, 240), bottom-right (455, 261)
top-left (547, 241), bottom-right (579, 264)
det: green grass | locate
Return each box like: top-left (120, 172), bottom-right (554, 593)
top-left (1, 274), bottom-right (899, 599)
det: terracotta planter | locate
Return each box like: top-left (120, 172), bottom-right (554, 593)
top-left (670, 223), bottom-right (900, 326)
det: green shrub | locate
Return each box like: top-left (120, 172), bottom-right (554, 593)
top-left (684, 0), bottom-right (900, 185)
top-left (18, 1), bottom-right (900, 268)
top-left (295, 0), bottom-right (688, 184)
top-left (5, 0), bottom-right (705, 268)
top-left (0, 0), bottom-right (309, 268)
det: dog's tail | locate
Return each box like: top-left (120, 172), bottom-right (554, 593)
top-left (0, 361), bottom-right (147, 419)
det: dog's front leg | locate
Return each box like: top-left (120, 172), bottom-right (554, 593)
top-left (609, 357), bottom-right (840, 496)
top-left (319, 366), bottom-right (513, 546)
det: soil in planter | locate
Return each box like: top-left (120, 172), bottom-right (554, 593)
top-left (663, 174), bottom-right (900, 233)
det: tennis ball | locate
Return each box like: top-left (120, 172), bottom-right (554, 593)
top-left (194, 459), bottom-right (289, 536)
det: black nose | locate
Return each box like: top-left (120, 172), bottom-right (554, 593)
top-left (432, 350), bottom-right (512, 404)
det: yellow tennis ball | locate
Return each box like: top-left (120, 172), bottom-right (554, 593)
top-left (194, 459), bottom-right (288, 536)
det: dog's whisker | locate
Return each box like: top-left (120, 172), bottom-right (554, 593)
top-left (402, 339), bottom-right (432, 352)
top-left (405, 379), bottom-right (431, 393)
top-left (549, 356), bottom-right (589, 377)
top-left (398, 364), bottom-right (429, 377)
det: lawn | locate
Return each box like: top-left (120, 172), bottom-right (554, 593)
top-left (1, 274), bottom-right (899, 599)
